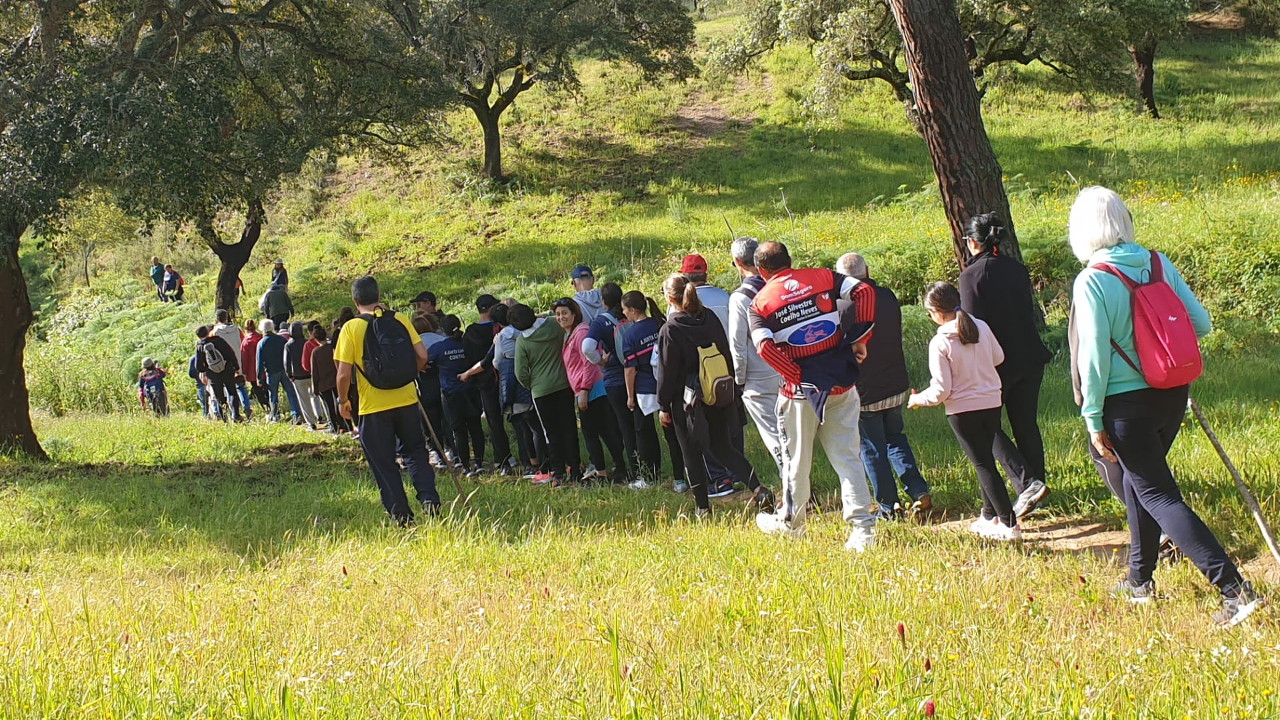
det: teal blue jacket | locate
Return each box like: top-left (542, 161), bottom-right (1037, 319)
top-left (1072, 243), bottom-right (1211, 433)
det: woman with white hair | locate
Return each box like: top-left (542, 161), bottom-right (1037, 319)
top-left (1069, 185), bottom-right (1262, 627)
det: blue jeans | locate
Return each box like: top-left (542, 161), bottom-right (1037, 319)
top-left (859, 402), bottom-right (930, 512)
top-left (236, 378), bottom-right (252, 417)
top-left (265, 370), bottom-right (301, 419)
top-left (195, 382), bottom-right (209, 416)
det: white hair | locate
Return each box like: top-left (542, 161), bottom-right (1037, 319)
top-left (835, 252), bottom-right (868, 279)
top-left (730, 236), bottom-right (759, 267)
top-left (1068, 186), bottom-right (1134, 263)
top-left (260, 319), bottom-right (276, 333)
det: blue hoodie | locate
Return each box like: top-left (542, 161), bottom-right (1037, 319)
top-left (1072, 243), bottom-right (1211, 433)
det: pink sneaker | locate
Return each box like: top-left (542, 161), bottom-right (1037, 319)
top-left (531, 471), bottom-right (555, 485)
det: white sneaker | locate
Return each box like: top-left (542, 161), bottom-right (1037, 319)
top-left (969, 516), bottom-right (996, 535)
top-left (628, 478), bottom-right (652, 490)
top-left (756, 512), bottom-right (805, 538)
top-left (581, 464), bottom-right (600, 481)
top-left (976, 518), bottom-right (1023, 542)
top-left (844, 526), bottom-right (875, 553)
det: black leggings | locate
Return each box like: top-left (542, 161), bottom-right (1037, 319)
top-left (948, 407), bottom-right (1016, 527)
top-left (534, 389), bottom-right (580, 477)
top-left (671, 403), bottom-right (760, 511)
top-left (511, 409), bottom-right (547, 468)
top-left (662, 422), bottom-right (686, 483)
top-left (444, 392), bottom-right (485, 466)
top-left (320, 388), bottom-right (351, 433)
top-left (993, 366), bottom-right (1046, 492)
top-left (581, 395), bottom-right (628, 477)
top-left (605, 385), bottom-right (640, 470)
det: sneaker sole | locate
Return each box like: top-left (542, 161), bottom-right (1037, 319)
top-left (707, 487), bottom-right (736, 499)
top-left (1014, 485), bottom-right (1050, 518)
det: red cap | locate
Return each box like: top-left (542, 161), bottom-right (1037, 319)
top-left (680, 254), bottom-right (708, 274)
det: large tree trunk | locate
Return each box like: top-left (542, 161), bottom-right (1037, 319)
top-left (1131, 43), bottom-right (1159, 119)
top-left (200, 200), bottom-right (264, 315)
top-left (0, 218), bottom-right (48, 460)
top-left (472, 104), bottom-right (505, 182)
top-left (888, 0), bottom-right (1021, 268)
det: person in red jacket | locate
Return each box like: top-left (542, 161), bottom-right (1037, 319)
top-left (240, 319), bottom-right (268, 411)
top-left (748, 241), bottom-right (878, 552)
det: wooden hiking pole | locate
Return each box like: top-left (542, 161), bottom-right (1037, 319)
top-left (1189, 397), bottom-right (1280, 566)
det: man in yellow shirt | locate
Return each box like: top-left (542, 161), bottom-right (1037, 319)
top-left (335, 276), bottom-right (438, 525)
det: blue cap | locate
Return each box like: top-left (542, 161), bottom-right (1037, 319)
top-left (571, 264), bottom-right (593, 279)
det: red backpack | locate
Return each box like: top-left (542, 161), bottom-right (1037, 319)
top-left (1092, 250), bottom-right (1203, 389)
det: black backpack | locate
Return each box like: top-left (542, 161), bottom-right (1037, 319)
top-left (356, 311), bottom-right (419, 389)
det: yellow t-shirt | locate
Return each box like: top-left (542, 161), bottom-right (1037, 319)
top-left (333, 309), bottom-right (422, 416)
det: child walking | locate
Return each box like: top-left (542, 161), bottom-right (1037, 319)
top-left (908, 282), bottom-right (1020, 541)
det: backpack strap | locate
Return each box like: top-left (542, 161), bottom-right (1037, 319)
top-left (1086, 264), bottom-right (1144, 375)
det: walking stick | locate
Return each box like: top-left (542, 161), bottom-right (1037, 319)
top-left (1188, 397), bottom-right (1280, 566)
top-left (417, 402), bottom-right (467, 502)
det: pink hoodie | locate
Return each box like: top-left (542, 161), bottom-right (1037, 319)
top-left (913, 315), bottom-right (1005, 415)
top-left (562, 323), bottom-right (602, 393)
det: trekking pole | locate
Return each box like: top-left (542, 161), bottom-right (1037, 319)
top-left (417, 402), bottom-right (466, 501)
top-left (1188, 397), bottom-right (1280, 566)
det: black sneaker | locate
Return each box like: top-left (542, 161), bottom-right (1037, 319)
top-left (751, 485), bottom-right (777, 512)
top-left (1013, 480), bottom-right (1049, 518)
top-left (1110, 578), bottom-right (1156, 604)
top-left (1213, 582), bottom-right (1265, 628)
top-left (707, 480), bottom-right (736, 499)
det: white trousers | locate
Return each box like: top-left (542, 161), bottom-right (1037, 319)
top-left (741, 381), bottom-right (784, 475)
top-left (292, 377), bottom-right (322, 426)
top-left (777, 388), bottom-right (876, 530)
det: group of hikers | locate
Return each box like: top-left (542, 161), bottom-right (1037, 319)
top-left (137, 186), bottom-right (1264, 628)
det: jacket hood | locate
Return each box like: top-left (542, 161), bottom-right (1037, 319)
top-left (574, 289), bottom-right (603, 316)
top-left (521, 317), bottom-right (563, 345)
top-left (935, 318), bottom-right (962, 339)
top-left (290, 322), bottom-right (304, 337)
top-left (669, 310), bottom-right (709, 329)
top-left (1088, 242), bottom-right (1148, 268)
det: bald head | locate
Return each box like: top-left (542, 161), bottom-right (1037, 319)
top-left (835, 252), bottom-right (868, 280)
top-left (754, 241), bottom-right (792, 276)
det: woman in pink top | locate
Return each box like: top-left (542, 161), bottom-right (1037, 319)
top-left (908, 282), bottom-right (1019, 541)
top-left (553, 297), bottom-right (629, 484)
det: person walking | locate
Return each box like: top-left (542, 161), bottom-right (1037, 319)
top-left (837, 253), bottom-right (932, 517)
top-left (658, 274), bottom-right (774, 518)
top-left (162, 264), bottom-right (185, 303)
top-left (1069, 186), bottom-right (1263, 626)
top-left (286, 321), bottom-right (322, 429)
top-left (512, 303), bottom-right (581, 485)
top-left (271, 259), bottom-right (289, 288)
top-left (311, 327), bottom-right (347, 434)
top-left (463, 294), bottom-right (514, 472)
top-left (556, 297), bottom-right (629, 484)
top-left (617, 291), bottom-right (665, 487)
top-left (137, 358), bottom-right (169, 416)
top-left (213, 309), bottom-right (252, 420)
top-left (748, 241), bottom-right (877, 551)
top-left (150, 257), bottom-right (166, 301)
top-left (195, 324), bottom-right (243, 422)
top-left (240, 319), bottom-right (270, 413)
top-left (256, 320), bottom-right (299, 422)
top-left (908, 282), bottom-right (1018, 540)
top-left (959, 213), bottom-right (1053, 518)
top-left (335, 275), bottom-right (439, 526)
top-left (259, 283), bottom-right (294, 327)
top-left (727, 237), bottom-right (785, 475)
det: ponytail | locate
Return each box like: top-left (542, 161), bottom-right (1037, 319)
top-left (966, 212), bottom-right (1008, 256)
top-left (923, 281), bottom-right (980, 344)
top-left (622, 289), bottom-right (668, 323)
top-left (662, 273), bottom-right (704, 316)
top-left (954, 308), bottom-right (979, 345)
top-left (647, 297), bottom-right (666, 324)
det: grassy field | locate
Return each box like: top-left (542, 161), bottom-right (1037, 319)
top-left (8, 12), bottom-right (1280, 720)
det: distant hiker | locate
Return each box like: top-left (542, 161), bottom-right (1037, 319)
top-left (556, 296), bottom-right (629, 484)
top-left (150, 257), bottom-right (165, 301)
top-left (195, 324), bottom-right (243, 423)
top-left (309, 326), bottom-right (347, 435)
top-left (411, 291), bottom-right (447, 325)
top-left (749, 241), bottom-right (875, 551)
top-left (334, 275), bottom-right (439, 526)
top-left (259, 283), bottom-right (293, 327)
top-left (429, 315), bottom-right (486, 477)
top-left (1069, 186), bottom-right (1263, 626)
top-left (462, 294), bottom-right (514, 473)
top-left (658, 274), bottom-right (773, 518)
top-left (137, 357), bottom-right (169, 416)
top-left (908, 282), bottom-right (1017, 540)
top-left (959, 212), bottom-right (1052, 519)
top-left (272, 258), bottom-right (288, 287)
top-left (213, 309), bottom-right (251, 420)
top-left (162, 264), bottom-right (185, 303)
top-left (286, 321), bottom-right (322, 429)
top-left (728, 237), bottom-right (784, 476)
top-left (240, 319), bottom-right (270, 411)
top-left (570, 265), bottom-right (603, 324)
top-left (188, 352), bottom-right (212, 418)
top-left (512, 302), bottom-right (580, 485)
top-left (256, 319), bottom-right (299, 423)
top-left (838, 252), bottom-right (931, 517)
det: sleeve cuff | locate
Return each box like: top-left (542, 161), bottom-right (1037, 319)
top-left (1084, 416), bottom-right (1104, 433)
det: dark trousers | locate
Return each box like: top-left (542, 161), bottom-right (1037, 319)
top-left (207, 372), bottom-right (243, 421)
top-left (421, 397), bottom-right (450, 455)
top-left (632, 407), bottom-right (662, 480)
top-left (512, 409), bottom-right (547, 467)
top-left (319, 388), bottom-right (351, 433)
top-left (993, 366), bottom-right (1046, 493)
top-left (444, 391), bottom-right (485, 466)
top-left (948, 407), bottom-right (1016, 527)
top-left (662, 422), bottom-right (686, 483)
top-left (605, 385), bottom-right (639, 470)
top-left (477, 382), bottom-right (511, 464)
top-left (672, 403), bottom-right (761, 511)
top-left (581, 395), bottom-right (628, 477)
top-left (1104, 386), bottom-right (1243, 591)
top-left (534, 389), bottom-right (580, 477)
top-left (357, 403), bottom-right (440, 523)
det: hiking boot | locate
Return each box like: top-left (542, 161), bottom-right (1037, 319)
top-left (844, 526), bottom-right (875, 553)
top-left (910, 493), bottom-right (933, 513)
top-left (1110, 578), bottom-right (1156, 604)
top-left (751, 485), bottom-right (776, 512)
top-left (756, 511), bottom-right (804, 538)
top-left (1013, 480), bottom-right (1049, 518)
top-left (1213, 582), bottom-right (1265, 628)
top-left (673, 479), bottom-right (690, 494)
top-left (707, 480), bottom-right (736, 499)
